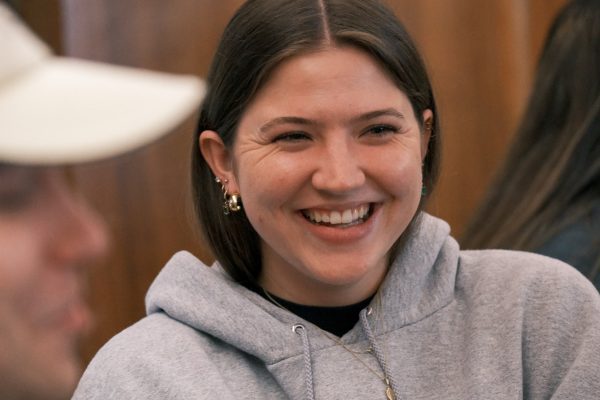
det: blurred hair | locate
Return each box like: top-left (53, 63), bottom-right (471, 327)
top-left (461, 0), bottom-right (600, 279)
top-left (192, 0), bottom-right (440, 286)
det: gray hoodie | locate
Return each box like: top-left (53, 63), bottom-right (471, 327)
top-left (73, 213), bottom-right (600, 399)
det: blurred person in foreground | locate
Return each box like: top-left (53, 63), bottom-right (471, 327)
top-left (0, 4), bottom-right (204, 399)
top-left (461, 0), bottom-right (600, 290)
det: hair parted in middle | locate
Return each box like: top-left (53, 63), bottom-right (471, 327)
top-left (192, 0), bottom-right (441, 287)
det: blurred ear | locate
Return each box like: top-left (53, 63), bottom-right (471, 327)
top-left (199, 131), bottom-right (239, 192)
top-left (421, 109), bottom-right (433, 161)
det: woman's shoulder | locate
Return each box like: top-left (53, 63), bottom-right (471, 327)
top-left (456, 248), bottom-right (599, 306)
top-left (101, 311), bottom-right (200, 352)
top-left (73, 313), bottom-right (214, 399)
top-left (453, 249), bottom-right (600, 354)
top-left (454, 248), bottom-right (600, 395)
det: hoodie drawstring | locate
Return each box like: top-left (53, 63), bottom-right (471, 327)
top-left (360, 308), bottom-right (401, 399)
top-left (293, 324), bottom-right (316, 400)
top-left (290, 308), bottom-right (400, 400)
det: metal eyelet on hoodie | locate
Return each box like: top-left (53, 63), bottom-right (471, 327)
top-left (292, 323), bottom-right (316, 400)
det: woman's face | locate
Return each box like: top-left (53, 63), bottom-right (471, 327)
top-left (202, 46), bottom-right (431, 306)
top-left (0, 166), bottom-right (108, 399)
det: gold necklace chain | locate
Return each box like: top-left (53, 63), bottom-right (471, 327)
top-left (262, 289), bottom-right (396, 400)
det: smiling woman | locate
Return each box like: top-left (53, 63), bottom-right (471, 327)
top-left (74, 0), bottom-right (600, 399)
top-left (200, 46), bottom-right (432, 306)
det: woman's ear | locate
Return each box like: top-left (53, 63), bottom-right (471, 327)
top-left (421, 109), bottom-right (433, 162)
top-left (199, 130), bottom-right (239, 192)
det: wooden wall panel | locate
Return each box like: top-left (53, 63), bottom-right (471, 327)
top-left (395, 1), bottom-right (534, 231)
top-left (59, 0), bottom-right (245, 362)
top-left (386, 0), bottom-right (567, 235)
top-left (8, 0), bottom-right (63, 51)
top-left (20, 0), bottom-right (567, 363)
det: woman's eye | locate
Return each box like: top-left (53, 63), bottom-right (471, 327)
top-left (272, 132), bottom-right (311, 143)
top-left (365, 124), bottom-right (399, 137)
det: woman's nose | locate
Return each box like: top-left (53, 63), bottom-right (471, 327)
top-left (311, 138), bottom-right (366, 193)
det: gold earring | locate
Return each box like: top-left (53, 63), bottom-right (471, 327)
top-left (227, 194), bottom-right (241, 213)
top-left (215, 177), bottom-right (241, 215)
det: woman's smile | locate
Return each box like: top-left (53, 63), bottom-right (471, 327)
top-left (301, 203), bottom-right (373, 226)
top-left (297, 202), bottom-right (379, 246)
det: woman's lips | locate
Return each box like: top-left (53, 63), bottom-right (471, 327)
top-left (299, 203), bottom-right (379, 244)
top-left (301, 203), bottom-right (373, 227)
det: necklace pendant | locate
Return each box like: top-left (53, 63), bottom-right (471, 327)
top-left (385, 380), bottom-right (396, 400)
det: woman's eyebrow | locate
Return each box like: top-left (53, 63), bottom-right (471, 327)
top-left (259, 116), bottom-right (318, 133)
top-left (352, 108), bottom-right (405, 123)
top-left (258, 108), bottom-right (405, 133)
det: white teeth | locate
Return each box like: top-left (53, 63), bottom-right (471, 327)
top-left (330, 211), bottom-right (342, 224)
top-left (341, 210), bottom-right (353, 224)
top-left (304, 205), bottom-right (371, 225)
top-left (314, 212), bottom-right (322, 223)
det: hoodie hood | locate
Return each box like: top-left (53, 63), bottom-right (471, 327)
top-left (145, 212), bottom-right (457, 396)
top-left (75, 211), bottom-right (600, 400)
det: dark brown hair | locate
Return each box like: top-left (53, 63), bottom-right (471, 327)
top-left (192, 0), bottom-right (440, 286)
top-left (461, 0), bottom-right (600, 280)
